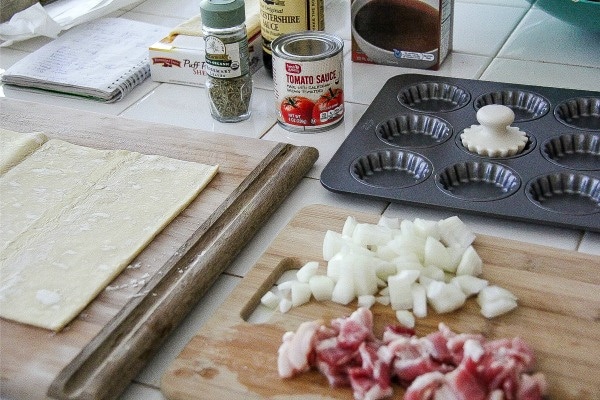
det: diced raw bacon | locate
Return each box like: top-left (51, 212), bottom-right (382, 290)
top-left (382, 324), bottom-right (416, 343)
top-left (476, 337), bottom-right (537, 397)
top-left (403, 371), bottom-right (447, 400)
top-left (277, 308), bottom-right (546, 400)
top-left (488, 390), bottom-right (505, 400)
top-left (387, 336), bottom-right (425, 361)
top-left (333, 307), bottom-right (376, 350)
top-left (441, 323), bottom-right (485, 365)
top-left (386, 329), bottom-right (454, 385)
top-left (316, 324), bottom-right (339, 341)
top-left (349, 342), bottom-right (394, 400)
top-left (516, 373), bottom-right (547, 400)
top-left (315, 336), bottom-right (361, 387)
top-left (277, 319), bottom-right (322, 378)
top-left (445, 362), bottom-right (487, 400)
top-left (393, 355), bottom-right (454, 385)
top-left (349, 367), bottom-right (394, 400)
top-left (422, 330), bottom-right (454, 365)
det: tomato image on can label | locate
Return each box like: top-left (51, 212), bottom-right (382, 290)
top-left (272, 32), bottom-right (345, 132)
top-left (280, 96), bottom-right (315, 126)
top-left (312, 88), bottom-right (344, 126)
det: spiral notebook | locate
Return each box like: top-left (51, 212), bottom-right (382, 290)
top-left (1, 18), bottom-right (168, 103)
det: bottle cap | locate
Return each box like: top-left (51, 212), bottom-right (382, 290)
top-left (200, 0), bottom-right (246, 29)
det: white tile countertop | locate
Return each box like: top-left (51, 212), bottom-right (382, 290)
top-left (1, 0), bottom-right (599, 398)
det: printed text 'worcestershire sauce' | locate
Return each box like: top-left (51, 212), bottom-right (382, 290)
top-left (260, 0), bottom-right (324, 73)
top-left (272, 32), bottom-right (344, 132)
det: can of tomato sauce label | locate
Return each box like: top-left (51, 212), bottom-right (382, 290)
top-left (272, 32), bottom-right (344, 133)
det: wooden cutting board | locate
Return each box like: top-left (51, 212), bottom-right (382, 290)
top-left (162, 204), bottom-right (600, 400)
top-left (0, 98), bottom-right (318, 400)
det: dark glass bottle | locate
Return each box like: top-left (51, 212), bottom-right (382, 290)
top-left (259, 0), bottom-right (325, 74)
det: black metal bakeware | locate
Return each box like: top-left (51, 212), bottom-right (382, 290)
top-left (321, 74), bottom-right (600, 232)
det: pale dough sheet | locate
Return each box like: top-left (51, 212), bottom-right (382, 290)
top-left (0, 128), bottom-right (47, 174)
top-left (0, 138), bottom-right (130, 255)
top-left (0, 135), bottom-right (218, 331)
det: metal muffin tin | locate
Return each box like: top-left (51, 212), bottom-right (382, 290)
top-left (321, 74), bottom-right (600, 232)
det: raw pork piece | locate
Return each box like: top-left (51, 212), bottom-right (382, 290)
top-left (277, 308), bottom-right (547, 400)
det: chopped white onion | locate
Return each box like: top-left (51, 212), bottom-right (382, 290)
top-left (353, 223), bottom-right (393, 246)
top-left (375, 245), bottom-right (399, 261)
top-left (411, 283), bottom-right (427, 318)
top-left (388, 271), bottom-right (418, 310)
top-left (279, 297), bottom-right (292, 313)
top-left (297, 261), bottom-right (319, 283)
top-left (424, 237), bottom-right (460, 272)
top-left (323, 230), bottom-right (345, 261)
top-left (358, 294), bottom-right (376, 309)
top-left (326, 252), bottom-right (344, 282)
top-left (342, 216), bottom-right (358, 238)
top-left (309, 275), bottom-right (335, 301)
top-left (421, 265), bottom-right (445, 281)
top-left (331, 266), bottom-right (355, 305)
top-left (277, 280), bottom-right (294, 298)
top-left (427, 281), bottom-right (467, 314)
top-left (351, 255), bottom-right (379, 297)
top-left (272, 214), bottom-right (517, 323)
top-left (378, 215), bottom-right (401, 230)
top-left (376, 295), bottom-right (390, 306)
top-left (291, 281), bottom-right (312, 307)
top-left (477, 285), bottom-right (518, 318)
top-left (391, 234), bottom-right (426, 261)
top-left (456, 246), bottom-right (483, 276)
top-left (261, 290), bottom-right (281, 309)
top-left (395, 310), bottom-right (415, 328)
top-left (438, 216), bottom-right (476, 250)
top-left (413, 218), bottom-right (441, 240)
top-left (452, 275), bottom-right (488, 297)
top-left (477, 285), bottom-right (517, 304)
top-left (479, 297), bottom-right (518, 319)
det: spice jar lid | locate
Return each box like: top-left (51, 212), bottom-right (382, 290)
top-left (200, 0), bottom-right (246, 29)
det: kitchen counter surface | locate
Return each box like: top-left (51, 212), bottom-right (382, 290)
top-left (1, 0), bottom-right (599, 398)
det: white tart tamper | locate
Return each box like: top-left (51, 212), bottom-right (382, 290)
top-left (461, 104), bottom-right (528, 157)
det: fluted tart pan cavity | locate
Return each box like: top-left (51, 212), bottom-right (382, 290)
top-left (526, 173), bottom-right (600, 215)
top-left (376, 114), bottom-right (453, 148)
top-left (554, 97), bottom-right (600, 130)
top-left (456, 130), bottom-right (536, 159)
top-left (351, 149), bottom-right (432, 188)
top-left (474, 90), bottom-right (550, 122)
top-left (542, 133), bottom-right (600, 171)
top-left (436, 161), bottom-right (521, 201)
top-left (398, 81), bottom-right (471, 113)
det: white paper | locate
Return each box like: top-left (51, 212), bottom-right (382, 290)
top-left (0, 3), bottom-right (62, 45)
top-left (2, 18), bottom-right (169, 101)
top-left (0, 0), bottom-right (141, 46)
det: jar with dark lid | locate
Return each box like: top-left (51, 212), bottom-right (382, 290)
top-left (259, 0), bottom-right (325, 74)
top-left (200, 0), bottom-right (252, 122)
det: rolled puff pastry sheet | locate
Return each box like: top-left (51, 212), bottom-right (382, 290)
top-left (0, 128), bottom-right (47, 174)
top-left (0, 136), bottom-right (218, 331)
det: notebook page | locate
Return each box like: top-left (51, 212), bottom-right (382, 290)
top-left (2, 18), bottom-right (168, 100)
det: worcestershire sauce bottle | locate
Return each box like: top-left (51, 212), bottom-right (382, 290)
top-left (259, 0), bottom-right (325, 75)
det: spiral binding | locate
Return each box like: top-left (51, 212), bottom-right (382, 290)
top-left (106, 58), bottom-right (151, 103)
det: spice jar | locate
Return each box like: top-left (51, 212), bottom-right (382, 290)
top-left (200, 0), bottom-right (252, 122)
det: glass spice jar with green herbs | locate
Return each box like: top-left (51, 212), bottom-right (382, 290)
top-left (200, 0), bottom-right (252, 122)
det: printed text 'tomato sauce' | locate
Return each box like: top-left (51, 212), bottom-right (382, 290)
top-left (272, 32), bottom-right (344, 132)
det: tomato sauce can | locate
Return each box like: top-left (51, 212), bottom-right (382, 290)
top-left (272, 32), bottom-right (344, 133)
